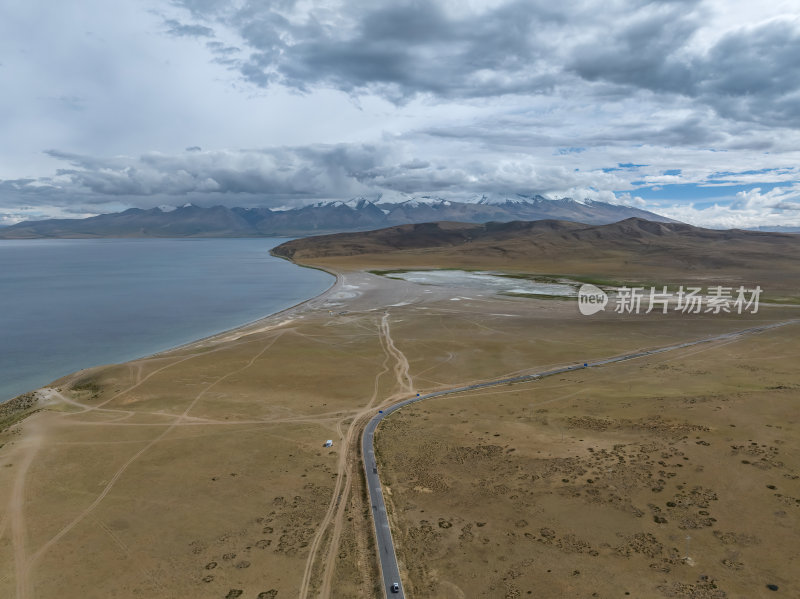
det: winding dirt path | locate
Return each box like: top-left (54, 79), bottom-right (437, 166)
top-left (315, 350), bottom-right (392, 599)
top-left (299, 311), bottom-right (412, 599)
top-left (381, 312), bottom-right (414, 398)
top-left (8, 416), bottom-right (44, 599)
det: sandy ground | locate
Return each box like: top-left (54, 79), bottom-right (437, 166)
top-left (0, 265), bottom-right (797, 599)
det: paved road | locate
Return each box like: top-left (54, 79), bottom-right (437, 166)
top-left (361, 318), bottom-right (798, 598)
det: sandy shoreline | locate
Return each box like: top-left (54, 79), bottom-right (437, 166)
top-left (146, 261), bottom-right (341, 353)
top-left (0, 258), bottom-right (340, 414)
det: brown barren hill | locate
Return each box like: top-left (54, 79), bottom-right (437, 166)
top-left (273, 218), bottom-right (800, 299)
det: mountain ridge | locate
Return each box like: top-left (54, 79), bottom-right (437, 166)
top-left (272, 217), bottom-right (796, 260)
top-left (270, 217), bottom-right (800, 299)
top-left (0, 196), bottom-right (676, 239)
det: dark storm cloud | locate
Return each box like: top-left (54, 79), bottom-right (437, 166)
top-left (3, 0), bottom-right (799, 229)
top-left (164, 18), bottom-right (215, 38)
top-left (567, 2), bottom-right (699, 93)
top-left (569, 12), bottom-right (800, 127)
top-left (172, 0), bottom-right (230, 19)
top-left (698, 21), bottom-right (800, 125)
top-left (420, 106), bottom-right (729, 152)
top-left (0, 179), bottom-right (41, 193)
top-left (180, 0), bottom-right (565, 100)
top-left (173, 0), bottom-right (800, 127)
top-left (401, 159), bottom-right (430, 170)
top-left (205, 41), bottom-right (240, 65)
top-left (8, 145), bottom-right (390, 206)
top-left (0, 141), bottom-right (599, 210)
top-left (586, 114), bottom-right (728, 148)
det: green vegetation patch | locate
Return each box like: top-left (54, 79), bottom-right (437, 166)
top-left (0, 392), bottom-right (41, 432)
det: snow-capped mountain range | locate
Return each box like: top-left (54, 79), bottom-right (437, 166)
top-left (0, 195), bottom-right (675, 238)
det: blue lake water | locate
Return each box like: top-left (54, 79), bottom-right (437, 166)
top-left (0, 238), bottom-right (333, 402)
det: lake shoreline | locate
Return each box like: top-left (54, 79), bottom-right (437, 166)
top-left (128, 260), bottom-right (340, 359)
top-left (0, 249), bottom-right (338, 412)
top-left (0, 263), bottom-right (340, 429)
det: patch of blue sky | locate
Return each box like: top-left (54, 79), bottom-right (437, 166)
top-left (604, 163), bottom-right (649, 174)
top-left (622, 182), bottom-right (794, 203)
top-left (557, 147), bottom-right (586, 155)
top-left (707, 167), bottom-right (786, 179)
top-left (692, 200), bottom-right (727, 209)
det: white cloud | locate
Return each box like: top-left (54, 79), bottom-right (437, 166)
top-left (733, 185), bottom-right (800, 210)
top-left (0, 0), bottom-right (799, 229)
top-left (658, 184), bottom-right (800, 229)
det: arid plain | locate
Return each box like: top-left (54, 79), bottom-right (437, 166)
top-left (1, 220), bottom-right (799, 599)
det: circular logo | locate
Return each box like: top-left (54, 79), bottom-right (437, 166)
top-left (578, 284), bottom-right (608, 315)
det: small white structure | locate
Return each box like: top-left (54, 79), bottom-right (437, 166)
top-left (324, 440), bottom-right (333, 448)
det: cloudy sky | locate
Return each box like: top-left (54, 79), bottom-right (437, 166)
top-left (2, 0), bottom-right (799, 228)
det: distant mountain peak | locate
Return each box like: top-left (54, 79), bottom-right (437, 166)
top-left (344, 197), bottom-right (376, 209)
top-left (474, 193), bottom-right (556, 206)
top-left (0, 195), bottom-right (677, 239)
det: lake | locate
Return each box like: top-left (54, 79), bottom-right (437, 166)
top-left (0, 238), bottom-right (333, 402)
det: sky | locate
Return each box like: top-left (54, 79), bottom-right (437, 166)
top-left (1, 0), bottom-right (800, 228)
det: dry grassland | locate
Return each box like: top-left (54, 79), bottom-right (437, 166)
top-left (377, 323), bottom-right (800, 598)
top-left (0, 252), bottom-right (796, 599)
top-left (0, 294), bottom-right (395, 599)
